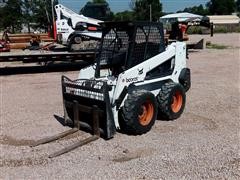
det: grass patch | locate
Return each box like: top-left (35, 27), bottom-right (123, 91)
top-left (206, 42), bottom-right (229, 49)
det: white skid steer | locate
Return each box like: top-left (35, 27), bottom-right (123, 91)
top-left (55, 4), bottom-right (102, 51)
top-left (62, 21), bottom-right (191, 138)
top-left (32, 22), bottom-right (191, 158)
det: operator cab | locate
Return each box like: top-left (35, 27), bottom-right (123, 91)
top-left (96, 22), bottom-right (166, 77)
top-left (80, 2), bottom-right (112, 21)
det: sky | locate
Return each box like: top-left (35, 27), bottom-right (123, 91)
top-left (59, 0), bottom-right (209, 13)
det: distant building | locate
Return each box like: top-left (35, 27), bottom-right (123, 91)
top-left (208, 15), bottom-right (240, 25)
top-left (160, 12), bottom-right (203, 23)
top-left (207, 15), bottom-right (240, 32)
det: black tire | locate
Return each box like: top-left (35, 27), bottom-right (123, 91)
top-left (119, 90), bottom-right (158, 135)
top-left (68, 35), bottom-right (82, 52)
top-left (157, 82), bottom-right (186, 120)
top-left (72, 36), bottom-right (82, 44)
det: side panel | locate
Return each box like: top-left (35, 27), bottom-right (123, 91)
top-left (171, 42), bottom-right (187, 83)
top-left (112, 43), bottom-right (177, 103)
top-left (56, 19), bottom-right (75, 45)
top-left (112, 42), bottom-right (187, 129)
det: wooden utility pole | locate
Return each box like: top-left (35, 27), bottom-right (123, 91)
top-left (150, 4), bottom-right (152, 21)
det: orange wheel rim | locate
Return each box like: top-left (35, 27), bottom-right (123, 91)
top-left (171, 91), bottom-right (183, 113)
top-left (138, 101), bottom-right (154, 126)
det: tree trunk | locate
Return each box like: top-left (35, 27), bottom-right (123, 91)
top-left (11, 25), bottom-right (15, 33)
top-left (28, 23), bottom-right (31, 33)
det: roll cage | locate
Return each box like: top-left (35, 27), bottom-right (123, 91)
top-left (95, 22), bottom-right (166, 77)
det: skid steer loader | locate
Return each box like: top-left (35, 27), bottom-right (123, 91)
top-left (62, 21), bottom-right (191, 139)
top-left (31, 22), bottom-right (190, 158)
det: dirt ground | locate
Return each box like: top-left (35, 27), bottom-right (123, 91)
top-left (0, 33), bottom-right (239, 179)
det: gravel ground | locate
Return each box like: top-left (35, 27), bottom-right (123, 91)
top-left (0, 33), bottom-right (239, 179)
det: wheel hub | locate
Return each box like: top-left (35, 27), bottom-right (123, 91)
top-left (171, 91), bottom-right (183, 113)
top-left (138, 101), bottom-right (154, 126)
top-left (74, 36), bottom-right (82, 44)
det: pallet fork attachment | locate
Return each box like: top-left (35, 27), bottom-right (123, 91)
top-left (30, 101), bottom-right (101, 158)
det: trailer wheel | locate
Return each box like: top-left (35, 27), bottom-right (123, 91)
top-left (69, 36), bottom-right (82, 51)
top-left (120, 90), bottom-right (157, 135)
top-left (157, 82), bottom-right (186, 120)
top-left (73, 36), bottom-right (82, 44)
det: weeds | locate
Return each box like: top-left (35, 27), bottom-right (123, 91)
top-left (206, 41), bottom-right (229, 49)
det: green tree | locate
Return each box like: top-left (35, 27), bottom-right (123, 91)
top-left (0, 6), bottom-right (4, 31)
top-left (30, 0), bottom-right (58, 32)
top-left (131, 0), bottom-right (163, 21)
top-left (179, 4), bottom-right (209, 16)
top-left (92, 0), bottom-right (106, 3)
top-left (207, 0), bottom-right (236, 15)
top-left (0, 0), bottom-right (58, 33)
top-left (236, 0), bottom-right (240, 13)
top-left (114, 11), bottom-right (135, 21)
top-left (1, 0), bottom-right (22, 33)
top-left (81, 0), bottom-right (114, 20)
top-left (22, 0), bottom-right (34, 32)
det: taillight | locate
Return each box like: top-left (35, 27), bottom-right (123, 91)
top-left (88, 26), bottom-right (97, 31)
